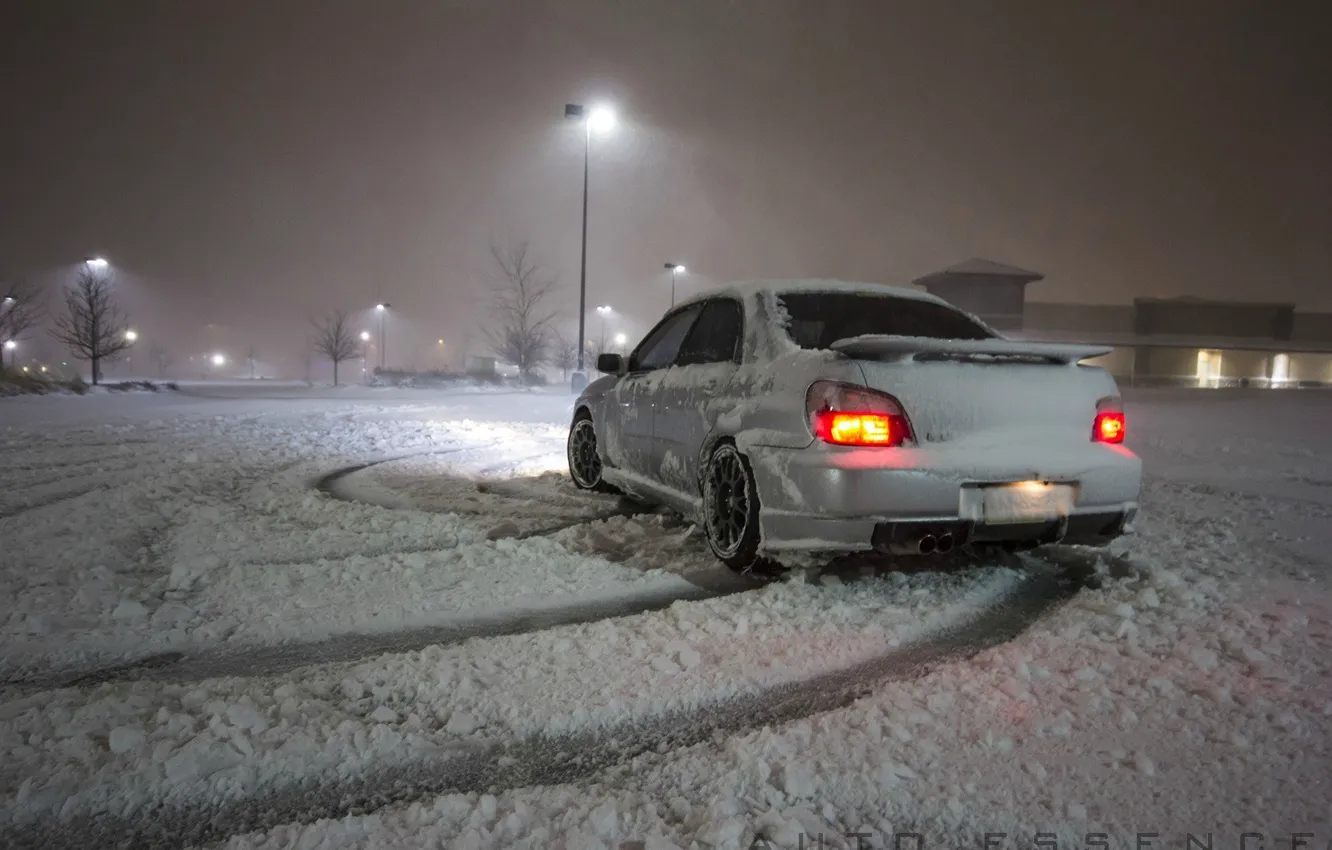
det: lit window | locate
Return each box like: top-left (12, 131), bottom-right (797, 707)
top-left (1272, 353), bottom-right (1290, 384)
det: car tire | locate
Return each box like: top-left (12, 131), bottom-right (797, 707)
top-left (702, 442), bottom-right (764, 572)
top-left (567, 412), bottom-right (619, 494)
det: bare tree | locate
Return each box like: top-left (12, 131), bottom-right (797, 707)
top-left (1, 277), bottom-right (47, 370)
top-left (149, 343), bottom-right (174, 379)
top-left (483, 241), bottom-right (558, 379)
top-left (311, 310), bottom-right (359, 386)
top-left (50, 269), bottom-right (132, 385)
top-left (583, 338), bottom-right (606, 370)
top-left (551, 330), bottom-right (577, 381)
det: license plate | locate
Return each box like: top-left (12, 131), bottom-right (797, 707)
top-left (960, 482), bottom-right (1076, 524)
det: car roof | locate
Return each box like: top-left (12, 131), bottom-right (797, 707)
top-left (674, 279), bottom-right (950, 310)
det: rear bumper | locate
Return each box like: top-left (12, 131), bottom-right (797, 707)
top-left (747, 438), bottom-right (1141, 553)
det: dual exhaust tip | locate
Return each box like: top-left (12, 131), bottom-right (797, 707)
top-left (879, 527), bottom-right (960, 556)
top-left (916, 532), bottom-right (954, 555)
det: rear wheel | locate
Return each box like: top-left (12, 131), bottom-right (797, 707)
top-left (567, 413), bottom-right (618, 493)
top-left (702, 443), bottom-right (763, 571)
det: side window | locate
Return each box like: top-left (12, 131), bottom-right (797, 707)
top-left (675, 299), bottom-right (743, 366)
top-left (629, 306), bottom-right (702, 372)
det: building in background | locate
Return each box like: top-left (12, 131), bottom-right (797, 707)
top-left (913, 259), bottom-right (1044, 332)
top-left (913, 259), bottom-right (1332, 387)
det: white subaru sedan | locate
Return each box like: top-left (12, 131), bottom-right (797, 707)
top-left (568, 280), bottom-right (1141, 572)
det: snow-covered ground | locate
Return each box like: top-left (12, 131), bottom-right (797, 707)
top-left (2, 386), bottom-right (1330, 849)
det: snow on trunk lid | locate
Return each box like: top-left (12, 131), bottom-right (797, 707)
top-left (854, 358), bottom-right (1115, 444)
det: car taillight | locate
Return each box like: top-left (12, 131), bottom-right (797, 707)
top-left (1092, 397), bottom-right (1126, 444)
top-left (806, 381), bottom-right (912, 447)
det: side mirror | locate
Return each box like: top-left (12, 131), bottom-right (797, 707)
top-left (596, 353), bottom-right (624, 374)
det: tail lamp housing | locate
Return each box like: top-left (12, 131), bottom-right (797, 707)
top-left (1093, 396), bottom-right (1126, 444)
top-left (806, 381), bottom-right (912, 447)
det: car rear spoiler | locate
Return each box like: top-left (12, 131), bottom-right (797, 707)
top-left (830, 334), bottom-right (1113, 365)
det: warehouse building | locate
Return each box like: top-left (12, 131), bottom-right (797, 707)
top-left (913, 259), bottom-right (1332, 387)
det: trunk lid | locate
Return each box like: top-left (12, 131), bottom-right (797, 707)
top-left (835, 335), bottom-right (1117, 445)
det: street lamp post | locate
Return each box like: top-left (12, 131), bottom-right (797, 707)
top-left (665, 263), bottom-right (686, 307)
top-left (360, 331), bottom-right (371, 383)
top-left (1, 299), bottom-right (12, 369)
top-left (124, 329), bottom-right (138, 378)
top-left (564, 101), bottom-right (616, 392)
top-left (596, 305), bottom-right (612, 353)
top-left (374, 303), bottom-right (390, 370)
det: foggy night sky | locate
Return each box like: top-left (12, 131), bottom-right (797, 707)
top-left (2, 0), bottom-right (1330, 370)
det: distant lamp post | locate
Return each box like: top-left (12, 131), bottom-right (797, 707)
top-left (595, 305), bottom-right (612, 352)
top-left (564, 101), bottom-right (617, 392)
top-left (614, 332), bottom-right (627, 352)
top-left (374, 303), bottom-right (390, 370)
top-left (665, 263), bottom-right (686, 307)
top-left (123, 330), bottom-right (138, 377)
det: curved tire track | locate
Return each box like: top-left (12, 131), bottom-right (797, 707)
top-left (316, 448), bottom-right (655, 540)
top-left (1, 451), bottom-right (756, 694)
top-left (1, 559), bottom-right (1082, 850)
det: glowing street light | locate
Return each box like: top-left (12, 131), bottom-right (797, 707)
top-left (587, 105), bottom-right (617, 134)
top-left (124, 329), bottom-right (138, 342)
top-left (211, 353), bottom-right (225, 367)
top-left (360, 331), bottom-right (371, 342)
top-left (614, 332), bottom-right (627, 351)
top-left (86, 257), bottom-right (109, 272)
top-left (665, 263), bottom-right (687, 307)
top-left (563, 101), bottom-right (618, 391)
top-left (3, 340), bottom-right (15, 351)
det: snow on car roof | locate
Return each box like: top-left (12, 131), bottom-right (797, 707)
top-left (674, 279), bottom-right (947, 310)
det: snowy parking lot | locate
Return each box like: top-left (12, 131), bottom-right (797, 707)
top-left (2, 385), bottom-right (1331, 849)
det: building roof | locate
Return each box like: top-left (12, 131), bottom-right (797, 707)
top-left (1133, 295), bottom-right (1296, 310)
top-left (674, 279), bottom-right (946, 311)
top-left (1010, 328), bottom-right (1332, 354)
top-left (912, 258), bottom-right (1045, 286)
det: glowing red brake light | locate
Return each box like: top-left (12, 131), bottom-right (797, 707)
top-left (1092, 397), bottom-right (1126, 444)
top-left (817, 412), bottom-right (896, 445)
top-left (806, 381), bottom-right (912, 447)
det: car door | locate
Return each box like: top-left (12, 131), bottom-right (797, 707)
top-left (652, 298), bottom-right (745, 494)
top-left (606, 305), bottom-right (703, 476)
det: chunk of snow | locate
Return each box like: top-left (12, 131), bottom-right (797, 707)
top-left (111, 600), bottom-right (149, 620)
top-left (446, 710), bottom-right (479, 735)
top-left (107, 726), bottom-right (144, 754)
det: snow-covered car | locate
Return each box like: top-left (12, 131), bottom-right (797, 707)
top-left (567, 280), bottom-right (1142, 571)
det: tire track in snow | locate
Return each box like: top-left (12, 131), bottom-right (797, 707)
top-left (316, 448), bottom-right (655, 541)
top-left (1, 579), bottom-right (758, 695)
top-left (0, 484), bottom-right (109, 521)
top-left (0, 558), bottom-right (1083, 850)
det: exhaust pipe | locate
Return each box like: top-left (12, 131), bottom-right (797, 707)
top-left (917, 534), bottom-right (937, 555)
top-left (937, 533), bottom-right (954, 554)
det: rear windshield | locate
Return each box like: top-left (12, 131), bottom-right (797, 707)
top-left (778, 292), bottom-right (994, 349)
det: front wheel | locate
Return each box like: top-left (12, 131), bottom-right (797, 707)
top-left (567, 414), bottom-right (619, 494)
top-left (702, 443), bottom-right (763, 571)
